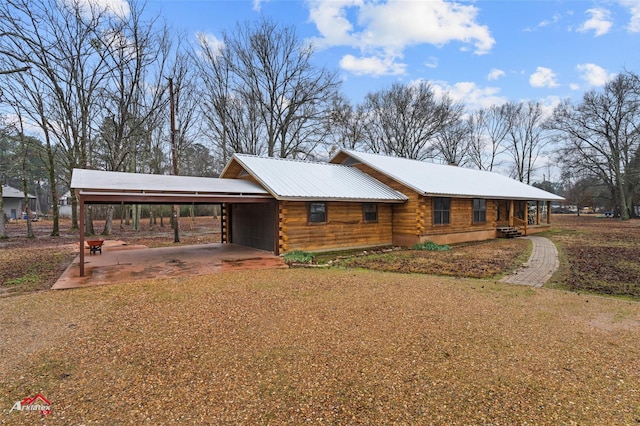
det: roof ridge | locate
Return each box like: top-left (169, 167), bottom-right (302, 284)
top-left (234, 153), bottom-right (352, 168)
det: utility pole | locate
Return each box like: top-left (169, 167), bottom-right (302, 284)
top-left (169, 77), bottom-right (180, 243)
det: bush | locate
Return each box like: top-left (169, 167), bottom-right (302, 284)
top-left (283, 250), bottom-right (314, 264)
top-left (413, 241), bottom-right (451, 251)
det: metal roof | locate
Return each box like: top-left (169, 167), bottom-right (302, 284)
top-left (334, 150), bottom-right (565, 201)
top-left (226, 154), bottom-right (408, 202)
top-left (2, 185), bottom-right (36, 199)
top-left (71, 168), bottom-right (271, 199)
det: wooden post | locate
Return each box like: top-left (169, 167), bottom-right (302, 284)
top-left (509, 200), bottom-right (514, 227)
top-left (79, 193), bottom-right (85, 277)
top-left (536, 200), bottom-right (541, 225)
top-left (169, 77), bottom-right (180, 243)
top-left (547, 201), bottom-right (552, 224)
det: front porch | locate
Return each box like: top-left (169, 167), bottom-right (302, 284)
top-left (496, 199), bottom-right (553, 237)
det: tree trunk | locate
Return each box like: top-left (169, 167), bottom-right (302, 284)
top-left (22, 177), bottom-right (34, 238)
top-left (71, 195), bottom-right (79, 229)
top-left (85, 205), bottom-right (95, 235)
top-left (102, 205), bottom-right (113, 235)
top-left (0, 184), bottom-right (6, 238)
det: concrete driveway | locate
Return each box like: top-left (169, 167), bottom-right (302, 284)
top-left (53, 241), bottom-right (287, 290)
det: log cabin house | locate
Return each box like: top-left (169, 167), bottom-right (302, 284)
top-left (71, 149), bottom-right (564, 275)
top-left (220, 149), bottom-right (564, 253)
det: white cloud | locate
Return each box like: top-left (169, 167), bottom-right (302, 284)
top-left (431, 80), bottom-right (506, 111)
top-left (487, 68), bottom-right (505, 81)
top-left (308, 0), bottom-right (495, 77)
top-left (529, 67), bottom-right (559, 88)
top-left (619, 0), bottom-right (640, 32)
top-left (538, 13), bottom-right (561, 28)
top-left (340, 54), bottom-right (406, 77)
top-left (424, 56), bottom-right (438, 69)
top-left (569, 83), bottom-right (581, 91)
top-left (196, 32), bottom-right (225, 56)
top-left (66, 0), bottom-right (130, 19)
top-left (576, 63), bottom-right (615, 87)
top-left (308, 0), bottom-right (360, 48)
top-left (578, 8), bottom-right (612, 36)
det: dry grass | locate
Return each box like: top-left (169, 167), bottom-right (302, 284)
top-left (1, 269), bottom-right (639, 424)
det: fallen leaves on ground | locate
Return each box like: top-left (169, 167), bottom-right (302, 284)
top-left (548, 215), bottom-right (640, 299)
top-left (338, 239), bottom-right (530, 278)
top-left (1, 269), bottom-right (639, 424)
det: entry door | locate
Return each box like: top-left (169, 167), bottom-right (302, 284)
top-left (229, 203), bottom-right (275, 252)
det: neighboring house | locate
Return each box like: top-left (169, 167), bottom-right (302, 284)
top-left (2, 185), bottom-right (37, 220)
top-left (58, 191), bottom-right (74, 218)
top-left (71, 150), bottom-right (565, 260)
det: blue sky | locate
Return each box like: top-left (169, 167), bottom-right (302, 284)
top-left (133, 0), bottom-right (640, 111)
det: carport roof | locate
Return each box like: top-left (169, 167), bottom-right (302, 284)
top-left (71, 168), bottom-right (272, 203)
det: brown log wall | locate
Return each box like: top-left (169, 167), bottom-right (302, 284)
top-left (279, 201), bottom-right (393, 253)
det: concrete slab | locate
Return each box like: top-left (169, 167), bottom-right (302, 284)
top-left (53, 242), bottom-right (287, 290)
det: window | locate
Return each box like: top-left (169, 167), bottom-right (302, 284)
top-left (363, 203), bottom-right (378, 223)
top-left (433, 197), bottom-right (450, 225)
top-left (309, 202), bottom-right (327, 223)
top-left (473, 199), bottom-right (486, 223)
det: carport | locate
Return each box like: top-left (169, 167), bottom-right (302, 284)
top-left (71, 168), bottom-right (277, 277)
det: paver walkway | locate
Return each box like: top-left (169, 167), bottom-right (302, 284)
top-left (499, 236), bottom-right (559, 288)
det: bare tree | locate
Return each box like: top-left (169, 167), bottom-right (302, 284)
top-left (324, 93), bottom-right (367, 155)
top-left (430, 114), bottom-right (470, 166)
top-left (360, 81), bottom-right (462, 160)
top-left (197, 17), bottom-right (340, 159)
top-left (467, 106), bottom-right (509, 171)
top-left (503, 101), bottom-right (549, 184)
top-left (0, 0), bottom-right (119, 233)
top-left (549, 72), bottom-right (640, 219)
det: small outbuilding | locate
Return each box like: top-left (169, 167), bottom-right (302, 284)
top-left (2, 185), bottom-right (36, 220)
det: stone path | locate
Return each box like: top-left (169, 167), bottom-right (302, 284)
top-left (499, 236), bottom-right (559, 288)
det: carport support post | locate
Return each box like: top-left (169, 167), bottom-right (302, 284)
top-left (79, 194), bottom-right (85, 277)
top-left (173, 207), bottom-right (180, 243)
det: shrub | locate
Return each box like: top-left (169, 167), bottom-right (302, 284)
top-left (413, 241), bottom-right (451, 251)
top-left (283, 250), bottom-right (314, 264)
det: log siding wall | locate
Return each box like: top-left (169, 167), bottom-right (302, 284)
top-left (279, 200), bottom-right (393, 253)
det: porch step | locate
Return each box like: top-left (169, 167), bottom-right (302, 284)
top-left (497, 226), bottom-right (523, 238)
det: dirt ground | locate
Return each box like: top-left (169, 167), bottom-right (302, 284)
top-left (546, 215), bottom-right (640, 299)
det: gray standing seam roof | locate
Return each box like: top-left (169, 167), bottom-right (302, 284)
top-left (71, 168), bottom-right (270, 195)
top-left (335, 150), bottom-right (565, 201)
top-left (228, 154), bottom-right (408, 202)
top-left (2, 185), bottom-right (36, 199)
